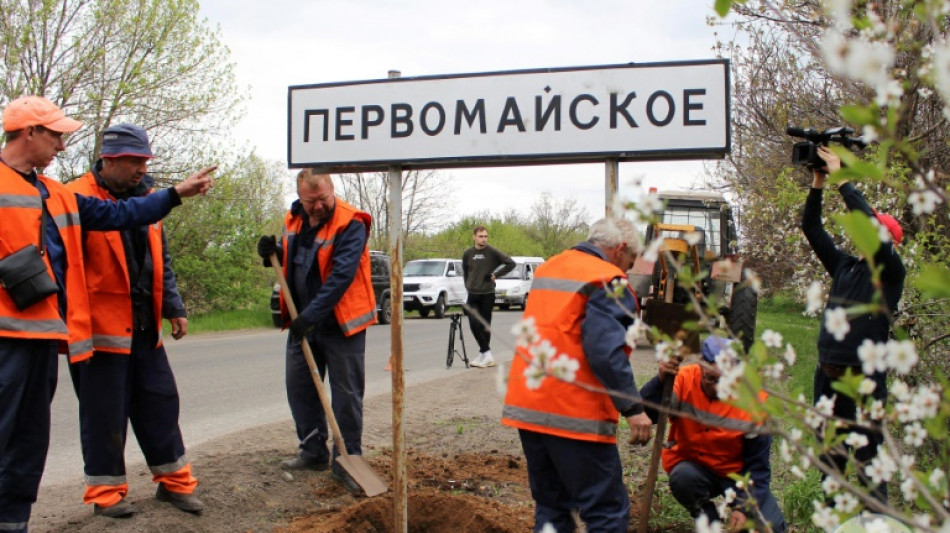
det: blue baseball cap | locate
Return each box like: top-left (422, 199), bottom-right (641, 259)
top-left (701, 335), bottom-right (732, 363)
top-left (100, 124), bottom-right (153, 158)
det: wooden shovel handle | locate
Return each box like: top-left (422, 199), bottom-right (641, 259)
top-left (269, 253), bottom-right (350, 458)
top-left (637, 376), bottom-right (674, 533)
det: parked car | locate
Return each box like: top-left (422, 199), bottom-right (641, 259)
top-left (270, 250), bottom-right (393, 327)
top-left (402, 258), bottom-right (466, 318)
top-left (494, 256), bottom-right (545, 310)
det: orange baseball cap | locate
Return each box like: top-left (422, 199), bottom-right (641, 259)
top-left (2, 95), bottom-right (83, 133)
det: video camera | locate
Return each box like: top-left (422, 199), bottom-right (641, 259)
top-left (786, 126), bottom-right (868, 169)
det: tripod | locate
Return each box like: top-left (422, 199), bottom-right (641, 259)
top-left (446, 312), bottom-right (469, 368)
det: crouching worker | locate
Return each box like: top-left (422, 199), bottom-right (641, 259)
top-left (639, 336), bottom-right (786, 532)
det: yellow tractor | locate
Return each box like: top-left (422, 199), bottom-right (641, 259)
top-left (629, 190), bottom-right (757, 351)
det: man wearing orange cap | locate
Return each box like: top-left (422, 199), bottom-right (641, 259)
top-left (801, 146), bottom-right (906, 505)
top-left (66, 124), bottom-right (203, 518)
top-left (0, 96), bottom-right (214, 532)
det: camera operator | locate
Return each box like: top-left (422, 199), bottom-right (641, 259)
top-left (801, 146), bottom-right (906, 505)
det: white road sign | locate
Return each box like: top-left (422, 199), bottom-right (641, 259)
top-left (288, 60), bottom-right (730, 171)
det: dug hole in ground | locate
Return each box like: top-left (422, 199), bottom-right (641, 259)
top-left (32, 350), bottom-right (672, 533)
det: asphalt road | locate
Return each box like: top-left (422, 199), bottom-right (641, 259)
top-left (43, 309), bottom-right (523, 487)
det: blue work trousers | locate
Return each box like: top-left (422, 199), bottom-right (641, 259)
top-left (669, 460), bottom-right (786, 533)
top-left (0, 338), bottom-right (58, 533)
top-left (286, 328), bottom-right (365, 465)
top-left (518, 429), bottom-right (629, 533)
top-left (68, 327), bottom-right (186, 485)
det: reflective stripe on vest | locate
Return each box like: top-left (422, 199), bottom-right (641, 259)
top-left (92, 333), bottom-right (132, 351)
top-left (661, 365), bottom-right (766, 477)
top-left (0, 520), bottom-right (28, 531)
top-left (502, 249), bottom-right (627, 444)
top-left (502, 405), bottom-right (617, 438)
top-left (0, 167), bottom-right (93, 362)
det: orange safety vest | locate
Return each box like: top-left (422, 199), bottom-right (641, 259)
top-left (66, 173), bottom-right (165, 353)
top-left (280, 198), bottom-right (376, 336)
top-left (502, 249), bottom-right (628, 443)
top-left (0, 163), bottom-right (93, 362)
top-left (662, 364), bottom-right (766, 477)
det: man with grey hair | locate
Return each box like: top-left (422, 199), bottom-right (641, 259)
top-left (502, 217), bottom-right (649, 532)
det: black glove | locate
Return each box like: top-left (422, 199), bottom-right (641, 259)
top-left (289, 315), bottom-right (314, 342)
top-left (258, 235), bottom-right (277, 262)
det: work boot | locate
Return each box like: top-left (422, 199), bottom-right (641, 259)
top-left (280, 455), bottom-right (330, 471)
top-left (93, 498), bottom-right (135, 518)
top-left (331, 468), bottom-right (362, 496)
top-left (156, 483), bottom-right (204, 513)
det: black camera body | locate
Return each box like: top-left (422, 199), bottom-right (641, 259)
top-left (786, 126), bottom-right (868, 169)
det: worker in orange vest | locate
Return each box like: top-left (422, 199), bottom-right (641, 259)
top-left (502, 218), bottom-right (652, 533)
top-left (65, 124), bottom-right (208, 518)
top-left (257, 169), bottom-right (376, 494)
top-left (639, 335), bottom-right (786, 532)
top-left (0, 97), bottom-right (213, 532)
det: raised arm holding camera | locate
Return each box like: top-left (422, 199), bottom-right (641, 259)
top-left (801, 146), bottom-right (906, 506)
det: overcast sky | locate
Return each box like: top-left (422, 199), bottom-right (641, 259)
top-left (198, 0), bottom-right (732, 229)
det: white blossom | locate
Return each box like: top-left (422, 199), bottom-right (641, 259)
top-left (811, 501), bottom-right (840, 530)
top-left (528, 339), bottom-right (557, 366)
top-left (763, 362), bottom-right (784, 379)
top-left (909, 189), bottom-right (942, 215)
top-left (495, 361), bottom-right (508, 395)
top-left (695, 514), bottom-right (722, 533)
top-left (864, 518), bottom-right (892, 533)
top-left (723, 487), bottom-right (736, 505)
top-left (539, 523), bottom-right (557, 533)
top-left (858, 378), bottom-right (877, 395)
top-left (791, 465), bottom-right (806, 479)
top-left (903, 422), bottom-right (927, 447)
top-left (761, 329), bottom-right (783, 349)
top-left (806, 281), bottom-right (825, 314)
top-left (512, 317), bottom-right (540, 348)
top-left (930, 468), bottom-right (946, 489)
top-left (743, 268), bottom-right (762, 293)
top-left (861, 124), bottom-right (879, 143)
top-left (845, 432), bottom-right (870, 449)
top-left (637, 190), bottom-right (664, 214)
top-left (779, 439), bottom-right (794, 462)
top-left (912, 385), bottom-right (941, 419)
top-left (869, 400), bottom-right (886, 420)
top-left (874, 78), bottom-right (903, 107)
top-left (901, 476), bottom-right (918, 502)
top-left (821, 31), bottom-right (895, 88)
top-left (642, 238), bottom-right (664, 262)
top-left (783, 344), bottom-right (797, 366)
top-left (891, 380), bottom-right (911, 401)
top-left (913, 514), bottom-right (933, 529)
top-left (685, 231), bottom-right (702, 246)
top-left (900, 454), bottom-right (916, 471)
top-left (715, 362), bottom-right (744, 401)
top-left (654, 340), bottom-right (681, 363)
top-left (833, 492), bottom-right (859, 513)
top-left (886, 339), bottom-right (919, 374)
top-left (822, 476), bottom-right (841, 495)
top-left (625, 319), bottom-right (649, 350)
top-left (824, 0), bottom-right (852, 29)
top-left (870, 216), bottom-right (892, 244)
top-left (790, 428), bottom-right (803, 442)
top-left (864, 452), bottom-right (898, 484)
top-left (523, 364), bottom-right (546, 390)
top-left (824, 307), bottom-right (851, 341)
top-left (857, 339), bottom-right (888, 375)
top-left (932, 39), bottom-right (950, 102)
top-left (548, 354), bottom-right (580, 383)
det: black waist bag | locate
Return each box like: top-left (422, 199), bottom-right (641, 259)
top-left (0, 245), bottom-right (59, 310)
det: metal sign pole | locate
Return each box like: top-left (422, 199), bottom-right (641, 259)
top-left (605, 158), bottom-right (619, 217)
top-left (386, 69), bottom-right (408, 533)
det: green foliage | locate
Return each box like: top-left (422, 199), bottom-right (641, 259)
top-left (186, 304), bottom-right (273, 333)
top-left (777, 466), bottom-right (823, 531)
top-left (163, 152), bottom-right (287, 314)
top-left (832, 211), bottom-right (880, 259)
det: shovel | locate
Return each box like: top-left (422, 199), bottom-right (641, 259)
top-left (270, 253), bottom-right (388, 497)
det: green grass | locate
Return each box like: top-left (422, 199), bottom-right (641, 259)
top-left (758, 295), bottom-right (820, 398)
top-left (186, 303), bottom-right (274, 334)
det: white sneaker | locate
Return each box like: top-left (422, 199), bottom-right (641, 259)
top-left (474, 351), bottom-right (495, 368)
top-left (470, 352), bottom-right (486, 367)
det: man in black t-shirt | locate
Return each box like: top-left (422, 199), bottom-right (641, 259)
top-left (462, 225), bottom-right (515, 368)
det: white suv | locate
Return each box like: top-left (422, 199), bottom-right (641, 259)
top-left (402, 258), bottom-right (467, 318)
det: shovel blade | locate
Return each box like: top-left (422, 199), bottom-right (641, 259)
top-left (642, 300), bottom-right (700, 353)
top-left (335, 455), bottom-right (388, 497)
